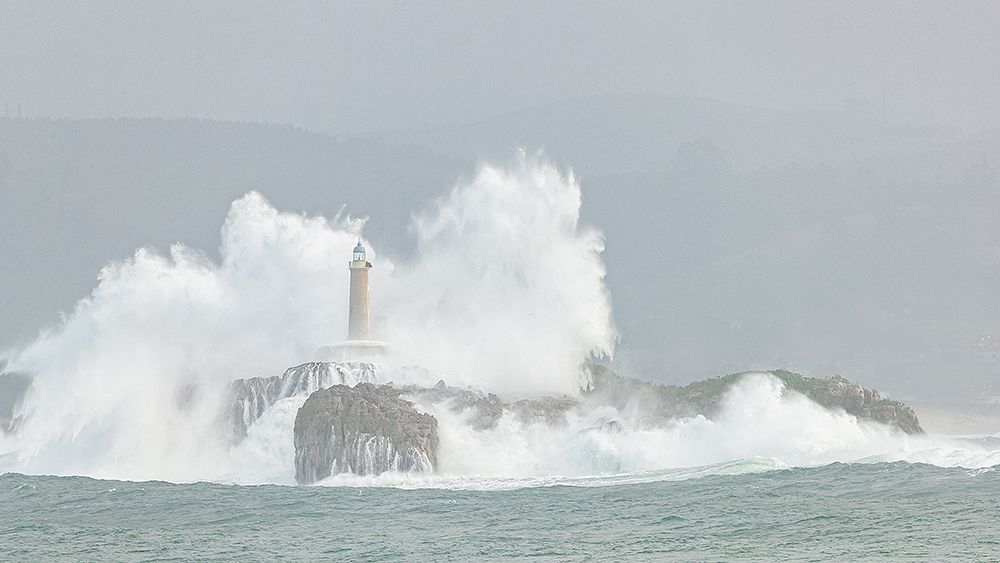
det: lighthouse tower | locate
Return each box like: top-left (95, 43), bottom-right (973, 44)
top-left (348, 241), bottom-right (372, 340)
top-left (317, 240), bottom-right (388, 361)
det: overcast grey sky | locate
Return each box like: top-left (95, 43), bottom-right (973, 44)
top-left (1, 1), bottom-right (998, 133)
top-left (2, 1), bottom-right (999, 399)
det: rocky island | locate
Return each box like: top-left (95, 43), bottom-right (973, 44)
top-left (2, 358), bottom-right (925, 483)
top-left (220, 360), bottom-right (925, 484)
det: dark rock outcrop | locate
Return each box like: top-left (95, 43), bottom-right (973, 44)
top-left (224, 361), bottom-right (378, 443)
top-left (225, 376), bottom-right (283, 443)
top-left (577, 418), bottom-right (625, 436)
top-left (803, 374), bottom-right (922, 434)
top-left (403, 382), bottom-right (578, 430)
top-left (403, 384), bottom-right (506, 429)
top-left (510, 396), bottom-right (578, 425)
top-left (294, 383), bottom-right (438, 484)
top-left (585, 365), bottom-right (924, 434)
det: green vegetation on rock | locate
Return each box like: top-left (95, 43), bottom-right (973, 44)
top-left (585, 365), bottom-right (924, 434)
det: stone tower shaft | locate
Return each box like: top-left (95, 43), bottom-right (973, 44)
top-left (348, 243), bottom-right (371, 340)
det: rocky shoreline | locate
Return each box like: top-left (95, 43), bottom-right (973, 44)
top-left (219, 361), bottom-right (925, 483)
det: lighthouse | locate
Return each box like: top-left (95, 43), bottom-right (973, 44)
top-left (348, 241), bottom-right (372, 340)
top-left (316, 240), bottom-right (388, 361)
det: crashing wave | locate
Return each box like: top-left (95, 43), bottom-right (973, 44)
top-left (224, 361), bottom-right (379, 443)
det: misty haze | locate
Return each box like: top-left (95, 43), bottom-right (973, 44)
top-left (1, 2), bottom-right (999, 561)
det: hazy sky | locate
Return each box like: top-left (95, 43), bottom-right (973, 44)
top-left (2, 1), bottom-right (999, 400)
top-left (1, 1), bottom-right (998, 132)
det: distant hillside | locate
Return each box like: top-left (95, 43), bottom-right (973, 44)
top-left (370, 92), bottom-right (986, 174)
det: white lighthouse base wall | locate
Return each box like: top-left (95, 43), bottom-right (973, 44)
top-left (316, 340), bottom-right (390, 362)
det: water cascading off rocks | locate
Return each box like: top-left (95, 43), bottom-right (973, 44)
top-left (293, 383), bottom-right (438, 484)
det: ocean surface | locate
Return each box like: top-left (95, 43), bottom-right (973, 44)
top-left (3, 461), bottom-right (999, 561)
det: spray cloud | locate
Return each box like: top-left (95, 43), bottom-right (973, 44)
top-left (1, 156), bottom-right (615, 479)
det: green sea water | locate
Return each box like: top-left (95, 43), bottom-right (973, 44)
top-left (3, 462), bottom-right (998, 561)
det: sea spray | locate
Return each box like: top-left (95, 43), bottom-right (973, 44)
top-left (0, 193), bottom-right (366, 481)
top-left (0, 156), bottom-right (616, 481)
top-left (382, 155), bottom-right (615, 394)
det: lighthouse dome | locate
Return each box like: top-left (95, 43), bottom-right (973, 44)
top-left (353, 241), bottom-right (366, 261)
